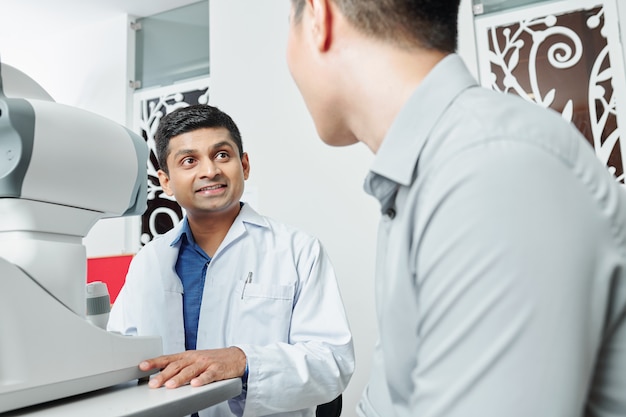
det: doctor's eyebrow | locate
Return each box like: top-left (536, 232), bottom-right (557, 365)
top-left (171, 140), bottom-right (237, 162)
top-left (173, 149), bottom-right (198, 159)
top-left (210, 141), bottom-right (236, 152)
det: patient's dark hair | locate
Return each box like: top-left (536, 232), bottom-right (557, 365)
top-left (291, 0), bottom-right (459, 52)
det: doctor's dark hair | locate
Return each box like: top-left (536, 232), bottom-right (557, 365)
top-left (290, 0), bottom-right (459, 52)
top-left (155, 104), bottom-right (244, 174)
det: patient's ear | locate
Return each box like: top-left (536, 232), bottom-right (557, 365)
top-left (310, 0), bottom-right (333, 52)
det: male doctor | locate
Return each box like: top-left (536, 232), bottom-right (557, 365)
top-left (108, 104), bottom-right (354, 417)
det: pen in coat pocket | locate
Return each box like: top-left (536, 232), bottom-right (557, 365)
top-left (241, 271), bottom-right (253, 299)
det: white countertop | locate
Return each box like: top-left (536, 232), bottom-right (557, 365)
top-left (2, 378), bottom-right (242, 417)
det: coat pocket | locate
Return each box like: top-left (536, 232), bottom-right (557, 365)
top-left (230, 282), bottom-right (295, 344)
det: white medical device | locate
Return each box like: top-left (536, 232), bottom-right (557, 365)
top-left (0, 61), bottom-right (162, 413)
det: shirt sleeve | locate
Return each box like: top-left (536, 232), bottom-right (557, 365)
top-left (409, 140), bottom-right (625, 416)
top-left (107, 261), bottom-right (138, 336)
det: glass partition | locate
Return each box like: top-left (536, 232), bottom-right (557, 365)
top-left (473, 0), bottom-right (548, 15)
top-left (134, 0), bottom-right (209, 90)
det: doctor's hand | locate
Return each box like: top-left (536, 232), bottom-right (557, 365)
top-left (139, 347), bottom-right (247, 389)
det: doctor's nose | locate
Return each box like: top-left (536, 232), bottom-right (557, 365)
top-left (199, 159), bottom-right (222, 178)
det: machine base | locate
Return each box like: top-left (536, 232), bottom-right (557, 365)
top-left (0, 257), bottom-right (162, 413)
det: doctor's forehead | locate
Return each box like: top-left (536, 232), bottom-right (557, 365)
top-left (168, 129), bottom-right (240, 154)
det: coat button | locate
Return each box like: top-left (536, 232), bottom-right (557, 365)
top-left (386, 208), bottom-right (396, 219)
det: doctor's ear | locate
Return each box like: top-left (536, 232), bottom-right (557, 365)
top-left (241, 153), bottom-right (250, 180)
top-left (157, 169), bottom-right (174, 196)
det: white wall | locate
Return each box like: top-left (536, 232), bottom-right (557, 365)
top-left (1, 16), bottom-right (128, 120)
top-left (458, 0), bottom-right (480, 77)
top-left (208, 2), bottom-right (378, 414)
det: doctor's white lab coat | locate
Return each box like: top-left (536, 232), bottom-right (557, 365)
top-left (108, 204), bottom-right (355, 417)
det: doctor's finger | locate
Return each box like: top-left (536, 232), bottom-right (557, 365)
top-left (146, 360), bottom-right (193, 388)
top-left (139, 353), bottom-right (184, 371)
top-left (162, 362), bottom-right (207, 389)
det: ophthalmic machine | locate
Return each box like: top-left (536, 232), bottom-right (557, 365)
top-left (0, 61), bottom-right (162, 413)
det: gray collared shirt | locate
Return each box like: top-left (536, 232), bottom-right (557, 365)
top-left (358, 54), bottom-right (626, 417)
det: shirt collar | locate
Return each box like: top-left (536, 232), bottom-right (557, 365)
top-left (170, 216), bottom-right (193, 247)
top-left (368, 54), bottom-right (478, 187)
top-left (168, 202), bottom-right (269, 247)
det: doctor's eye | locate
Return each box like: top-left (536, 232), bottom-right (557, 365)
top-left (215, 151), bottom-right (230, 161)
top-left (181, 157), bottom-right (197, 166)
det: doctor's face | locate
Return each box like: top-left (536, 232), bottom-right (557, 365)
top-left (157, 127), bottom-right (249, 220)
